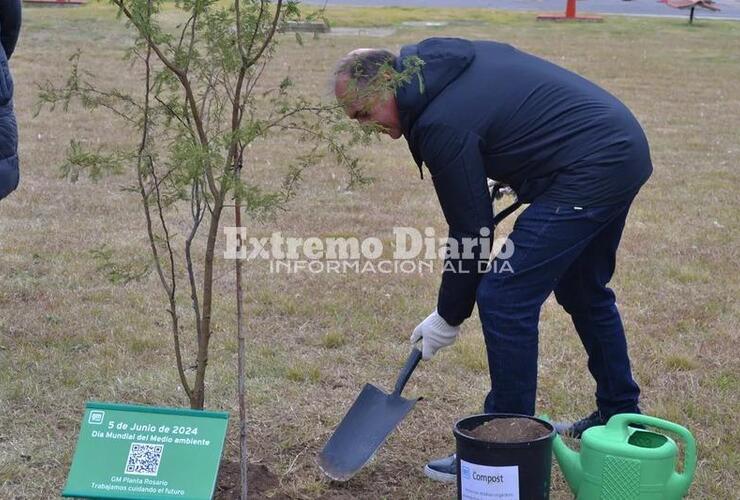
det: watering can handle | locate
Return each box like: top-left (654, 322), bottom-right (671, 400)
top-left (608, 414), bottom-right (697, 480)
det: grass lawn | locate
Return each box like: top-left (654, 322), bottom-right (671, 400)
top-left (1, 3), bottom-right (738, 499)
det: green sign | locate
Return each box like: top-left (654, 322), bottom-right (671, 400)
top-left (63, 402), bottom-right (229, 500)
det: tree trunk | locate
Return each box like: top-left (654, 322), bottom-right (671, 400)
top-left (191, 198), bottom-right (225, 409)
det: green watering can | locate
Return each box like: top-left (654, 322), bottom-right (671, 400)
top-left (553, 413), bottom-right (696, 499)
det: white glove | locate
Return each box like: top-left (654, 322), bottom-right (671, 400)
top-left (410, 309), bottom-right (461, 360)
top-left (488, 179), bottom-right (515, 200)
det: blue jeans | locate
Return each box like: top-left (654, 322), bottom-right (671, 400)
top-left (477, 197), bottom-right (641, 418)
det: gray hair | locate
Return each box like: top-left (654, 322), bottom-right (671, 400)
top-left (333, 49), bottom-right (398, 89)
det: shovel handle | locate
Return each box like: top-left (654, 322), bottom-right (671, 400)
top-left (393, 347), bottom-right (422, 396)
top-left (492, 200), bottom-right (522, 227)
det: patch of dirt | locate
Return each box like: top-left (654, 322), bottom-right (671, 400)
top-left (215, 460), bottom-right (292, 500)
top-left (321, 492), bottom-right (361, 500)
top-left (462, 417), bottom-right (551, 443)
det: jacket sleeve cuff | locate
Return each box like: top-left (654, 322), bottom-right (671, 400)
top-left (436, 300), bottom-right (467, 327)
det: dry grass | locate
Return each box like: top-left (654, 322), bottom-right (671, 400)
top-left (1, 4), bottom-right (739, 499)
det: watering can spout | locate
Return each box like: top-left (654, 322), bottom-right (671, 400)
top-left (552, 433), bottom-right (583, 493)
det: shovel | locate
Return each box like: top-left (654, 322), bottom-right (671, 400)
top-left (318, 347), bottom-right (422, 481)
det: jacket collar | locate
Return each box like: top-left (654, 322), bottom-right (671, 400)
top-left (394, 38), bottom-right (476, 177)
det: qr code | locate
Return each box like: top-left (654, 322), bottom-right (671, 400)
top-left (124, 442), bottom-right (164, 476)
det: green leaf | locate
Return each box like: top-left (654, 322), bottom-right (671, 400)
top-left (90, 244), bottom-right (151, 285)
top-left (61, 140), bottom-right (127, 183)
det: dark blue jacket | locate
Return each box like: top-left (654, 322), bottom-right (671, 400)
top-left (0, 0), bottom-right (21, 200)
top-left (394, 38), bottom-right (652, 326)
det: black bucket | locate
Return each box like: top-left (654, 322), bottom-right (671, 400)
top-left (454, 413), bottom-right (556, 500)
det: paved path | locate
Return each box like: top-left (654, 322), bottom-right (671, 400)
top-left (305, 0), bottom-right (740, 21)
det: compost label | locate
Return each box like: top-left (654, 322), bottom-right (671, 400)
top-left (62, 401), bottom-right (228, 499)
top-left (460, 460), bottom-right (519, 499)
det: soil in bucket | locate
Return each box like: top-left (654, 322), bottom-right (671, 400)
top-left (461, 417), bottom-right (551, 443)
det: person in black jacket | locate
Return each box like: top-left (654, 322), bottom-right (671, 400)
top-left (334, 38), bottom-right (652, 483)
top-left (0, 0), bottom-right (21, 200)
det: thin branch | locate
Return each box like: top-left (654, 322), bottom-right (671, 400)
top-left (241, 0), bottom-right (266, 64)
top-left (111, 0), bottom-right (185, 79)
top-left (185, 180), bottom-right (205, 342)
top-left (243, 58), bottom-right (269, 104)
top-left (181, 74), bottom-right (218, 197)
top-left (199, 68), bottom-right (221, 128)
top-left (234, 0), bottom-right (251, 63)
top-left (246, 0), bottom-right (284, 69)
top-left (143, 165), bottom-right (178, 199)
top-left (176, 15), bottom-right (195, 54)
top-left (263, 104), bottom-right (334, 131)
top-left (185, 7), bottom-right (198, 72)
top-left (154, 95), bottom-right (196, 139)
top-left (150, 156), bottom-right (193, 400)
top-left (134, 9), bottom-right (192, 400)
top-left (111, 0), bottom-right (218, 199)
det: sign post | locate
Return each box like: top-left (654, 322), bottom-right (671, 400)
top-left (63, 402), bottom-right (229, 499)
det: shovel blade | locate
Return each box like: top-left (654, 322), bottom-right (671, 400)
top-left (319, 383), bottom-right (418, 481)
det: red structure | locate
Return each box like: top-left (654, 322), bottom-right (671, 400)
top-left (537, 0), bottom-right (604, 22)
top-left (665, 0), bottom-right (720, 23)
